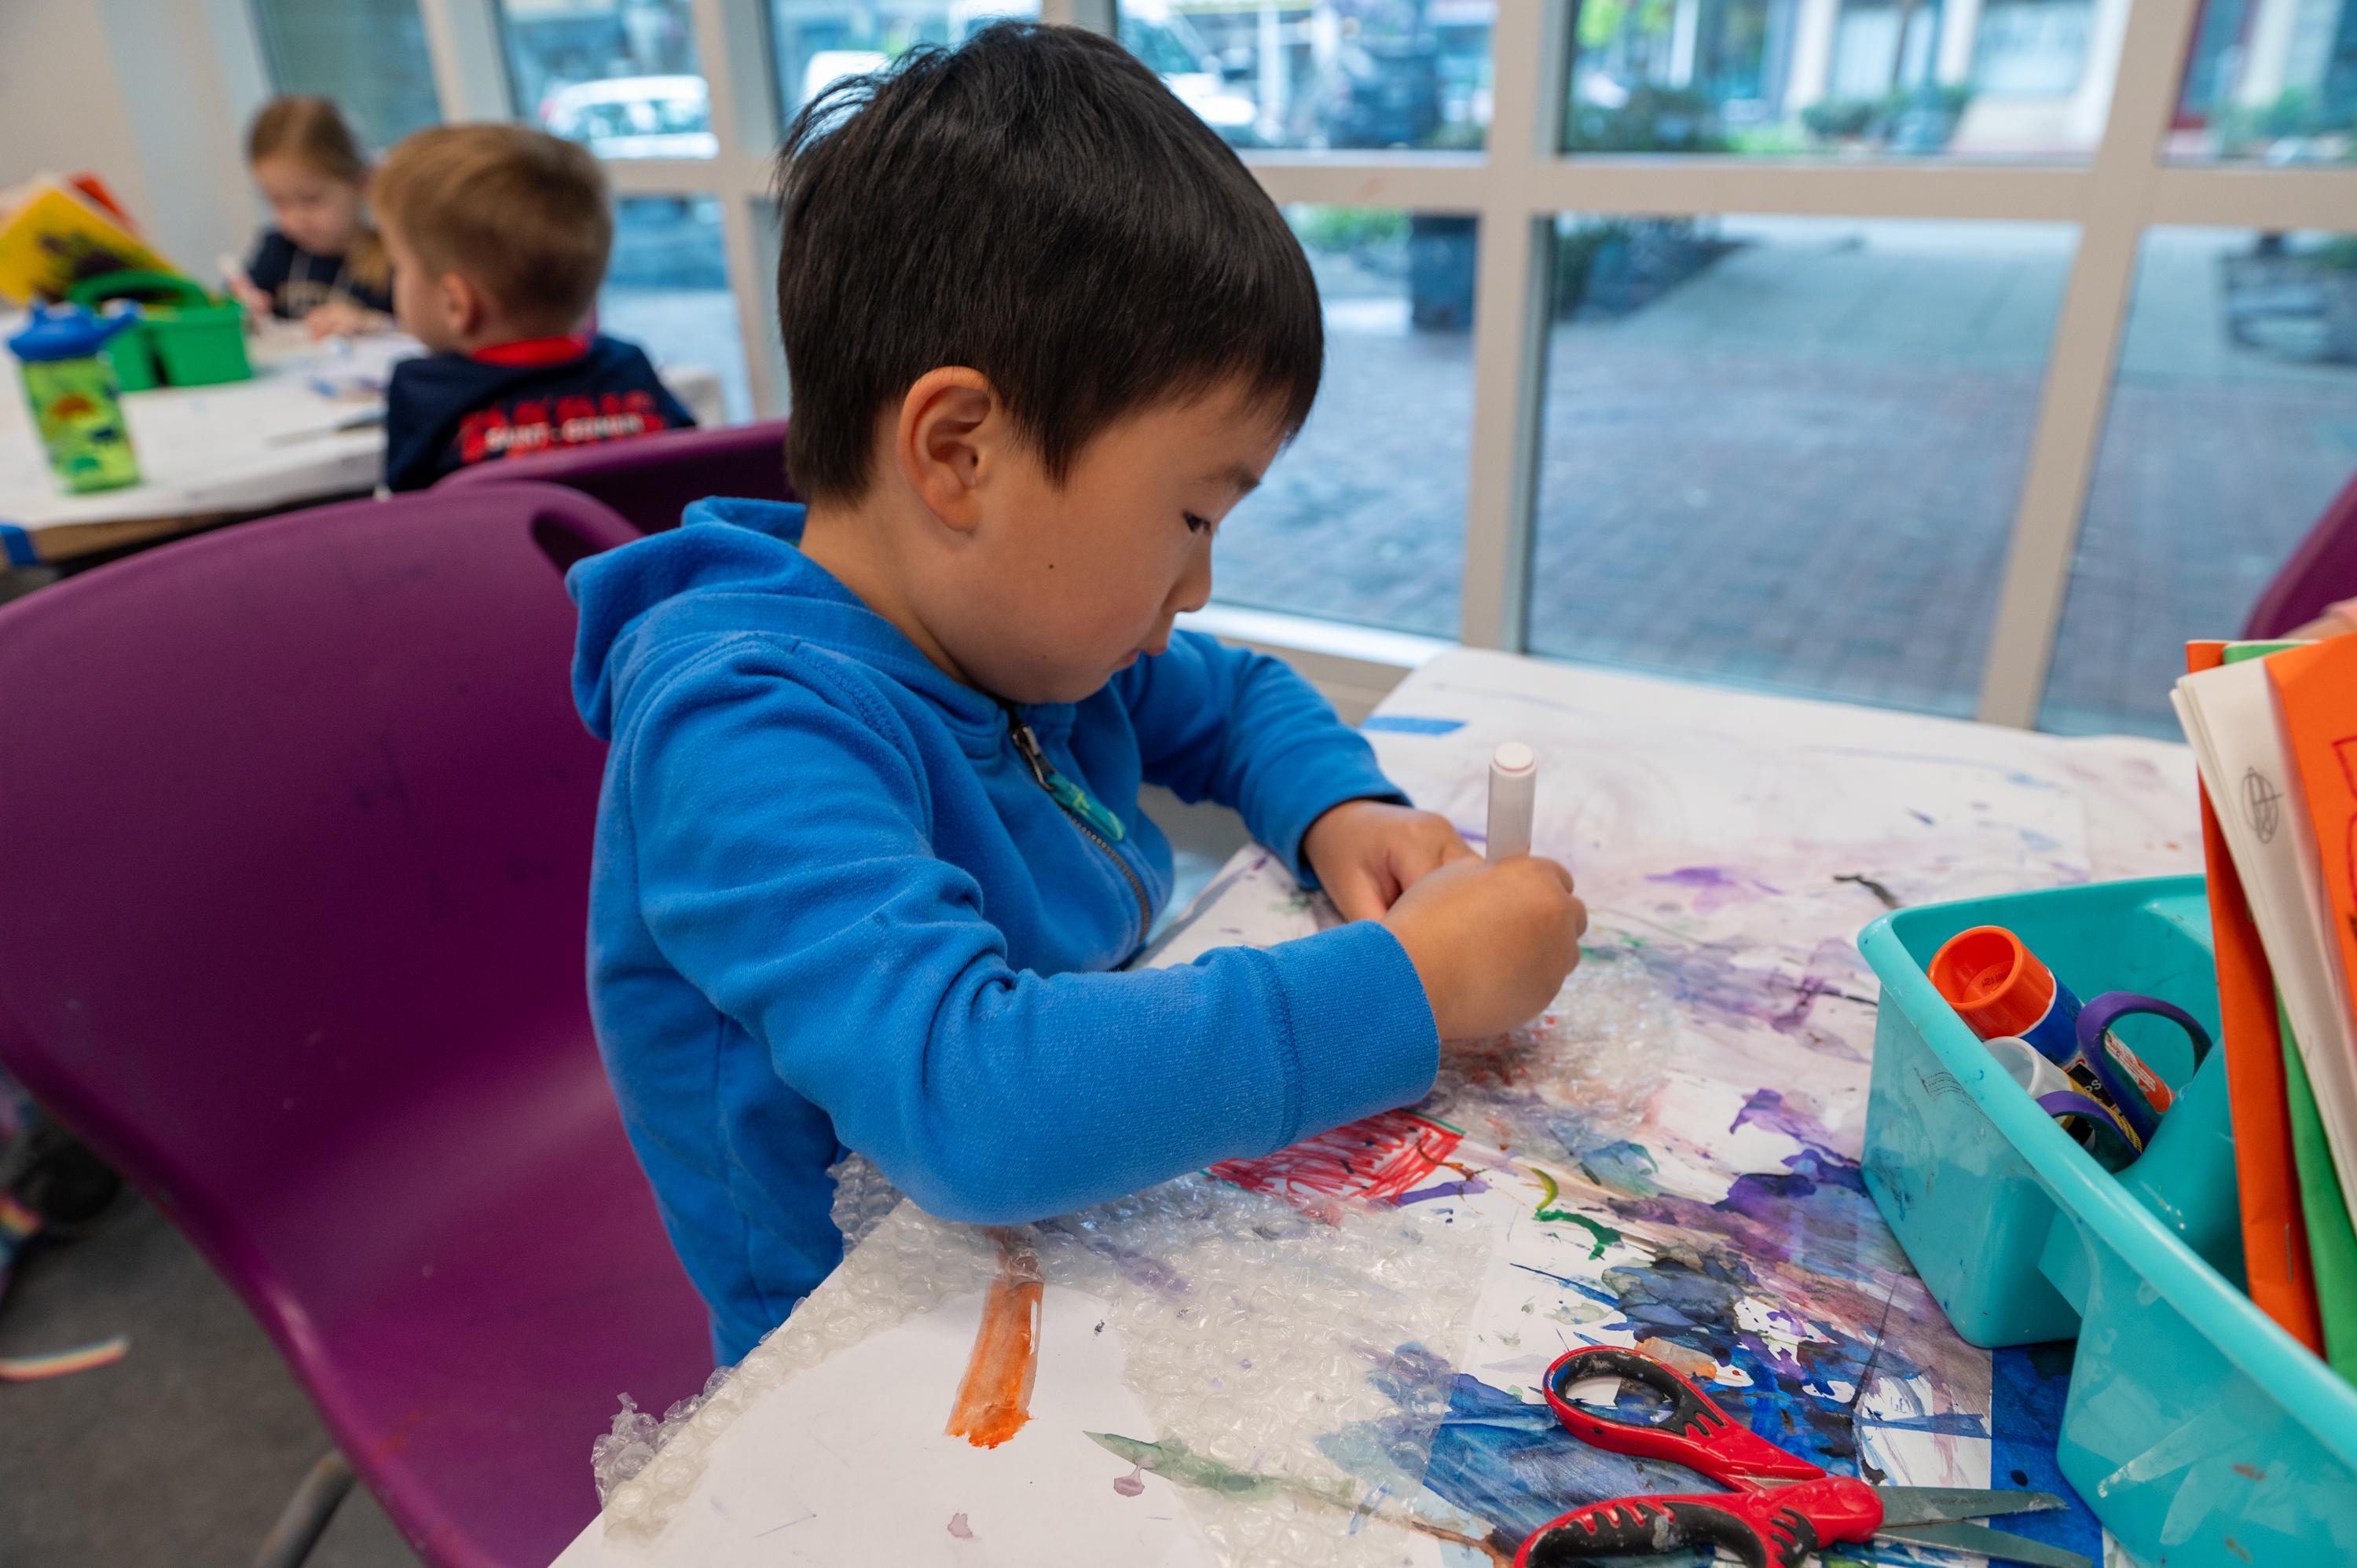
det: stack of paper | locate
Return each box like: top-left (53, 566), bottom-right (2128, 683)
top-left (2176, 638), bottom-right (2357, 1379)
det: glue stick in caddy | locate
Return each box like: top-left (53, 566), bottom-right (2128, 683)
top-left (1928, 926), bottom-right (2164, 1152)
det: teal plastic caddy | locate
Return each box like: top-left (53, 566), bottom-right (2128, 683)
top-left (1859, 875), bottom-right (2357, 1566)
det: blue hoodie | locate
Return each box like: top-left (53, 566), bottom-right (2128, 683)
top-left (570, 500), bottom-right (1441, 1364)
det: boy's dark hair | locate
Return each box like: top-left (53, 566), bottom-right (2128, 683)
top-left (773, 22), bottom-right (1322, 504)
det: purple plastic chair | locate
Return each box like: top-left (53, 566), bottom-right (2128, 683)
top-left (434, 418), bottom-right (795, 535)
top-left (0, 483), bottom-right (710, 1567)
top-left (2245, 468), bottom-right (2357, 639)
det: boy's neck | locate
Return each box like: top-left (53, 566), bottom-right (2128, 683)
top-left (798, 500), bottom-right (973, 689)
top-left (448, 313), bottom-right (587, 358)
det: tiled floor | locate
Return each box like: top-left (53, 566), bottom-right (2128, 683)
top-left (0, 1196), bottom-right (416, 1567)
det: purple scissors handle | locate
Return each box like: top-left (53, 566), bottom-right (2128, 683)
top-left (2075, 991), bottom-right (2212, 1145)
top-left (2036, 1089), bottom-right (2140, 1161)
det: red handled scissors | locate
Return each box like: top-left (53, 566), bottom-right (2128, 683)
top-left (1514, 1347), bottom-right (2091, 1568)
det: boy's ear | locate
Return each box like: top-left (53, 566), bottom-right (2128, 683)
top-left (442, 272), bottom-right (488, 339)
top-left (894, 368), bottom-right (1003, 533)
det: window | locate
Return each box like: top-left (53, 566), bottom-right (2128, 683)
top-left (1564, 0), bottom-right (2124, 158)
top-left (2168, 0), bottom-right (2357, 163)
top-left (1118, 2), bottom-right (1495, 152)
top-left (225, 1), bottom-right (2350, 728)
top-left (496, 0), bottom-right (716, 158)
top-left (1207, 207), bottom-right (1474, 639)
top-left (1526, 215), bottom-right (2077, 718)
top-left (768, 1), bottom-right (1043, 121)
top-left (251, 0), bottom-right (441, 149)
top-left (1973, 0), bottom-right (2093, 97)
top-left (601, 196), bottom-right (753, 422)
top-left (2038, 227), bottom-right (2357, 737)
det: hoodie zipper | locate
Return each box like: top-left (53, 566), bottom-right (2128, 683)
top-left (1004, 705), bottom-right (1152, 946)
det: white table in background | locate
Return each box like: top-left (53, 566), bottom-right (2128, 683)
top-left (0, 323), bottom-right (725, 566)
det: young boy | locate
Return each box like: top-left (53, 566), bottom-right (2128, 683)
top-left (569, 24), bottom-right (1585, 1366)
top-left (370, 125), bottom-right (694, 493)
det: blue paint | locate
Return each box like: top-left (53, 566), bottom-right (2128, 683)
top-left (1510, 1261), bottom-right (1620, 1309)
top-left (1581, 1140), bottom-right (1662, 1196)
top-left (1417, 1369), bottom-right (1719, 1544)
top-left (1991, 1343), bottom-right (2104, 1562)
top-left (1359, 715), bottom-right (1465, 735)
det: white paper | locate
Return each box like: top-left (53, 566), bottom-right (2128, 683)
top-left (2174, 661), bottom-right (2357, 1222)
top-left (552, 1287), bottom-right (1216, 1568)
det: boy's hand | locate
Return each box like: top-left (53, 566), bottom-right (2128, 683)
top-left (225, 276), bottom-right (274, 317)
top-left (1302, 800), bottom-right (1476, 921)
top-left (1383, 855), bottom-right (1586, 1040)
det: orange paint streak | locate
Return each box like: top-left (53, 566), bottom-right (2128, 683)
top-left (946, 1235), bottom-right (1043, 1449)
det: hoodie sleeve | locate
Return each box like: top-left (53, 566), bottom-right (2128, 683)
top-left (622, 639), bottom-right (1439, 1228)
top-left (380, 360), bottom-right (447, 493)
top-left (1115, 630), bottom-right (1406, 884)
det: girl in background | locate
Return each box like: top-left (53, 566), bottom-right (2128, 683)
top-left (233, 97), bottom-right (394, 338)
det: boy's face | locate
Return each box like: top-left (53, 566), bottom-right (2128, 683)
top-left (923, 379), bottom-right (1286, 706)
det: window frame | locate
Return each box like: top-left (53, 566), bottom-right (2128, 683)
top-left (236, 0), bottom-right (2357, 729)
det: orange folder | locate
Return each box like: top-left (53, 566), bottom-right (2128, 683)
top-left (2189, 639), bottom-right (2324, 1350)
top-left (2270, 635), bottom-right (2357, 1097)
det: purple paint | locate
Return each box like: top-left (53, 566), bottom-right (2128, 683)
top-left (1036, 1218), bottom-right (1190, 1299)
top-left (1393, 1176), bottom-right (1489, 1206)
top-left (946, 1512), bottom-right (974, 1540)
top-left (1113, 1466), bottom-right (1146, 1497)
top-left (1620, 934), bottom-right (1868, 1061)
top-left (1645, 865), bottom-right (1780, 914)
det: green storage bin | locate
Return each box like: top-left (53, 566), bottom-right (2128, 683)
top-left (67, 271), bottom-right (250, 390)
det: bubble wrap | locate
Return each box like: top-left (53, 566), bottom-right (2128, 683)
top-left (592, 955), bottom-right (1675, 1563)
top-left (1435, 949), bottom-right (1677, 1132)
top-left (594, 1168), bottom-right (1484, 1561)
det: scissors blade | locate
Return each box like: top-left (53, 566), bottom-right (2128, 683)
top-left (1881, 1519), bottom-right (2094, 1568)
top-left (1877, 1486), bottom-right (2070, 1525)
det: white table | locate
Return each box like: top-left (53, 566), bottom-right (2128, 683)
top-left (554, 650), bottom-right (2197, 1567)
top-left (0, 323), bottom-right (726, 566)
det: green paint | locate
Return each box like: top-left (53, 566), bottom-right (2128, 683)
top-left (1089, 1433), bottom-right (1505, 1559)
top-left (1530, 1167), bottom-right (1622, 1259)
top-left (1560, 1211), bottom-right (1621, 1258)
top-left (1087, 1433), bottom-right (1314, 1505)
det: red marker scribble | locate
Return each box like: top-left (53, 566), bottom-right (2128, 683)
top-left (1210, 1108), bottom-right (1464, 1222)
top-left (946, 1232), bottom-right (1042, 1449)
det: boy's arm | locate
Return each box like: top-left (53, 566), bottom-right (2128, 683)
top-left (1115, 630), bottom-right (1404, 883)
top-left (625, 643), bottom-right (1439, 1227)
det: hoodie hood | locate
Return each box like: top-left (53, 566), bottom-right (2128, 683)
top-left (568, 497), bottom-right (981, 741)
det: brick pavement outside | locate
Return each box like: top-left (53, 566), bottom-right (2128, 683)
top-left (1210, 222), bottom-right (2357, 737)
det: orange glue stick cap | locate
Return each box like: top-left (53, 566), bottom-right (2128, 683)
top-left (1927, 925), bottom-right (2056, 1039)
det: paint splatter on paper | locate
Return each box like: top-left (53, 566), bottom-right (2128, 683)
top-left (1209, 1108), bottom-right (1464, 1221)
top-left (945, 1234), bottom-right (1043, 1449)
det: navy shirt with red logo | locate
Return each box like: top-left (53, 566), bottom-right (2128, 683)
top-left (383, 332), bottom-right (696, 493)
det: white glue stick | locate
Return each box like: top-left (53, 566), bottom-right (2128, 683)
top-left (1486, 742), bottom-right (1536, 862)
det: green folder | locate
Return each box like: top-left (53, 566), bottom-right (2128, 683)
top-left (2282, 1000), bottom-right (2357, 1382)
